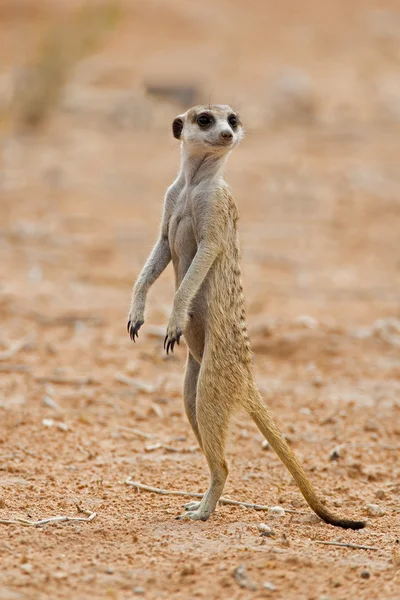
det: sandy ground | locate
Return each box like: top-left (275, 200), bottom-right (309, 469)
top-left (0, 1), bottom-right (400, 599)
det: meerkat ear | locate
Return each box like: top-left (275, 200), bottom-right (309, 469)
top-left (172, 116), bottom-right (184, 140)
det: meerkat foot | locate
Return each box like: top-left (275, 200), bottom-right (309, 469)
top-left (184, 501), bottom-right (201, 511)
top-left (176, 508), bottom-right (211, 521)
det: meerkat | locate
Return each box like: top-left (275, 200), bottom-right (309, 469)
top-left (127, 104), bottom-right (365, 530)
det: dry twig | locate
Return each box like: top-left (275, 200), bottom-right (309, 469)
top-left (115, 373), bottom-right (156, 393)
top-left (118, 426), bottom-right (153, 439)
top-left (35, 375), bottom-right (98, 385)
top-left (0, 507), bottom-right (96, 527)
top-left (0, 364), bottom-right (31, 373)
top-left (0, 337), bottom-right (32, 361)
top-left (314, 541), bottom-right (379, 551)
top-left (124, 478), bottom-right (309, 514)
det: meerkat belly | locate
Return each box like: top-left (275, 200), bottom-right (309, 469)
top-left (169, 215), bottom-right (197, 286)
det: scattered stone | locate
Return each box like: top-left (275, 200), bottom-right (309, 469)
top-left (53, 571), bottom-right (68, 580)
top-left (329, 444), bottom-right (345, 461)
top-left (56, 422), bottom-right (69, 432)
top-left (257, 523), bottom-right (273, 534)
top-left (364, 420), bottom-right (379, 432)
top-left (268, 506), bottom-right (285, 518)
top-left (43, 396), bottom-right (60, 411)
top-left (20, 563), bottom-right (33, 573)
top-left (261, 440), bottom-right (270, 450)
top-left (312, 375), bottom-right (324, 388)
top-left (263, 581), bottom-right (277, 591)
top-left (295, 315), bottom-right (318, 329)
top-left (299, 407), bottom-right (312, 416)
top-left (42, 418), bottom-right (68, 431)
top-left (361, 570), bottom-right (370, 579)
top-left (150, 402), bottom-right (163, 418)
top-left (233, 565), bottom-right (258, 591)
top-left (375, 489), bottom-right (386, 500)
top-left (144, 443), bottom-right (162, 452)
top-left (133, 587), bottom-right (145, 595)
top-left (365, 504), bottom-right (385, 517)
top-left (105, 568), bottom-right (114, 575)
top-left (181, 564), bottom-right (195, 576)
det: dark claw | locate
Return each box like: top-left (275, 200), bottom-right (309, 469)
top-left (127, 319), bottom-right (143, 343)
top-left (164, 329), bottom-right (182, 355)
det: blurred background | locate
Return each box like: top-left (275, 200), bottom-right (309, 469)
top-left (1, 0), bottom-right (400, 326)
top-left (0, 2), bottom-right (400, 598)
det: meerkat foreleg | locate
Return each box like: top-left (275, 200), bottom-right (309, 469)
top-left (164, 241), bottom-right (218, 353)
top-left (127, 236), bottom-right (171, 340)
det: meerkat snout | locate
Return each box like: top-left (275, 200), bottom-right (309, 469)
top-left (220, 130), bottom-right (233, 142)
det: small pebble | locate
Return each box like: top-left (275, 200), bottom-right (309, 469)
top-left (263, 581), bottom-right (277, 591)
top-left (295, 315), bottom-right (318, 329)
top-left (361, 570), bottom-right (370, 579)
top-left (20, 563), bottom-right (33, 573)
top-left (312, 375), bottom-right (324, 388)
top-left (268, 506), bottom-right (285, 518)
top-left (375, 489), bottom-right (386, 500)
top-left (261, 440), bottom-right (269, 450)
top-left (105, 568), bottom-right (114, 575)
top-left (133, 587), bottom-right (145, 595)
top-left (364, 419), bottom-right (379, 432)
top-left (43, 396), bottom-right (60, 411)
top-left (329, 444), bottom-right (345, 461)
top-left (365, 503), bottom-right (385, 517)
top-left (257, 523), bottom-right (272, 534)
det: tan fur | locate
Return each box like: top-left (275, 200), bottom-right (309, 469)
top-left (127, 104), bottom-right (365, 529)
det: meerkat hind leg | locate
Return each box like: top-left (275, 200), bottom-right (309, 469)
top-left (183, 352), bottom-right (203, 449)
top-left (183, 352), bottom-right (203, 511)
top-left (177, 380), bottom-right (230, 521)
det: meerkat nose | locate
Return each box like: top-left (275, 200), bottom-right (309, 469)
top-left (220, 130), bottom-right (233, 142)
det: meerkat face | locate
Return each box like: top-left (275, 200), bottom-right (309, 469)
top-left (172, 104), bottom-right (243, 154)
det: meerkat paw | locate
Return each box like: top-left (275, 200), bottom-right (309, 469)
top-left (127, 317), bottom-right (144, 342)
top-left (176, 508), bottom-right (211, 521)
top-left (183, 501), bottom-right (201, 511)
top-left (164, 321), bottom-right (183, 354)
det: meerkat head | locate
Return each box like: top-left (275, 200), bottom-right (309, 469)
top-left (172, 104), bottom-right (243, 154)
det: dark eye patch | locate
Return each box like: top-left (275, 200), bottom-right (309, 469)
top-left (196, 113), bottom-right (213, 127)
top-left (228, 114), bottom-right (238, 129)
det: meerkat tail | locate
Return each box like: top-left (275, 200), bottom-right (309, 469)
top-left (248, 397), bottom-right (365, 530)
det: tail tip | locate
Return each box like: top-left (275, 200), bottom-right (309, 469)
top-left (328, 518), bottom-right (366, 530)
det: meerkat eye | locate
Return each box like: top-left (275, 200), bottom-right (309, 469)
top-left (228, 114), bottom-right (238, 129)
top-left (197, 113), bottom-right (213, 127)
